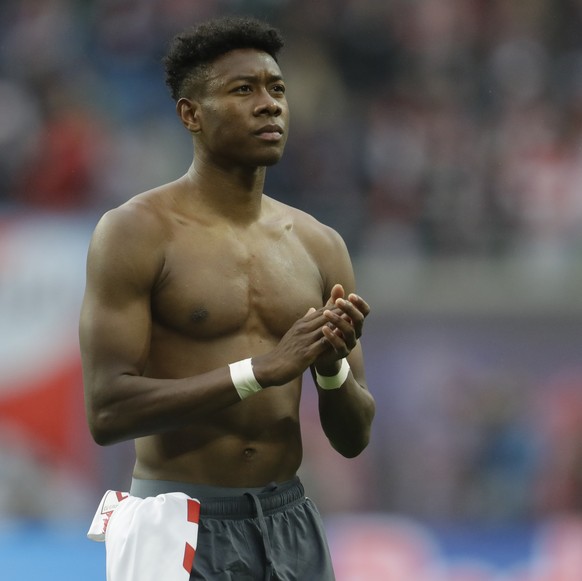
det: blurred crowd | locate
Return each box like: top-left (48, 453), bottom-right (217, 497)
top-left (363, 319), bottom-right (582, 523)
top-left (2, 0), bottom-right (582, 257)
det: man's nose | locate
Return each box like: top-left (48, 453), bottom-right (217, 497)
top-left (254, 95), bottom-right (282, 116)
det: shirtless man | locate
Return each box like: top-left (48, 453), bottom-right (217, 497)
top-left (80, 16), bottom-right (375, 581)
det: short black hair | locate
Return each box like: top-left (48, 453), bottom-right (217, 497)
top-left (163, 16), bottom-right (284, 101)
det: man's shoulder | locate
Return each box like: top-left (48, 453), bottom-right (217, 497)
top-left (96, 185), bottom-right (175, 241)
top-left (282, 201), bottom-right (346, 251)
top-left (265, 198), bottom-right (350, 272)
top-left (87, 187), bottom-right (172, 277)
top-left (268, 196), bottom-right (340, 241)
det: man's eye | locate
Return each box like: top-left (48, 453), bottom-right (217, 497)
top-left (235, 85), bottom-right (252, 93)
top-left (272, 84), bottom-right (286, 94)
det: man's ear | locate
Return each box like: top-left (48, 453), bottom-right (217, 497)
top-left (176, 97), bottom-right (201, 134)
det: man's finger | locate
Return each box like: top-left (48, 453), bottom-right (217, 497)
top-left (348, 293), bottom-right (371, 317)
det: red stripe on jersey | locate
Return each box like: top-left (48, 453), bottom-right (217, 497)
top-left (187, 499), bottom-right (200, 523)
top-left (183, 542), bottom-right (196, 572)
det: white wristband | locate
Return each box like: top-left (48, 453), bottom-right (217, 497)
top-left (315, 358), bottom-right (350, 390)
top-left (229, 358), bottom-right (263, 400)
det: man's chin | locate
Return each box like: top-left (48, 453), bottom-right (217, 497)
top-left (254, 152), bottom-right (284, 167)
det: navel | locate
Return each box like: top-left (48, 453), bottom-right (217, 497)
top-left (243, 447), bottom-right (257, 460)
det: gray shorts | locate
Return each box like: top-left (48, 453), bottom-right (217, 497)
top-left (130, 476), bottom-right (335, 581)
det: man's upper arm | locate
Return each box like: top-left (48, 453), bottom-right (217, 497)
top-left (79, 206), bottom-right (162, 411)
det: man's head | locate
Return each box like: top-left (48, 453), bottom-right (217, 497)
top-left (163, 16), bottom-right (284, 102)
top-left (164, 17), bottom-right (289, 168)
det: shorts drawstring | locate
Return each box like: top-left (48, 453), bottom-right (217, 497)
top-left (245, 484), bottom-right (278, 581)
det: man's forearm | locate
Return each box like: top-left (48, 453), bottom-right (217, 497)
top-left (316, 377), bottom-right (375, 458)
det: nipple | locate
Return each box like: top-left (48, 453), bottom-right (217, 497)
top-left (190, 307), bottom-right (209, 322)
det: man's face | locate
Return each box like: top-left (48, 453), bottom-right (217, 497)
top-left (194, 48), bottom-right (290, 168)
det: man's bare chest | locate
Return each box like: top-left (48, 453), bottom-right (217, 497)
top-left (151, 225), bottom-right (324, 339)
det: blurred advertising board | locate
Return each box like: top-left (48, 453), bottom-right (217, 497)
top-left (328, 514), bottom-right (582, 581)
top-left (0, 213), bottom-right (96, 518)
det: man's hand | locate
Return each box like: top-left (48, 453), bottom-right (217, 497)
top-left (314, 284), bottom-right (370, 374)
top-left (251, 304), bottom-right (344, 387)
top-left (251, 284), bottom-right (370, 387)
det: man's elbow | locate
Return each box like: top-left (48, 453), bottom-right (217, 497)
top-left (332, 431), bottom-right (371, 458)
top-left (87, 407), bottom-right (123, 446)
top-left (339, 403), bottom-right (375, 457)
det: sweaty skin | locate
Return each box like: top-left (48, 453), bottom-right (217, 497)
top-left (79, 48), bottom-right (375, 488)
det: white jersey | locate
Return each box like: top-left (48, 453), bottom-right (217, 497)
top-left (88, 490), bottom-right (200, 581)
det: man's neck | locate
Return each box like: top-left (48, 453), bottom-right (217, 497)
top-left (185, 158), bottom-right (267, 223)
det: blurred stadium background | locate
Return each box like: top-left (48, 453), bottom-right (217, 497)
top-left (2, 1), bottom-right (582, 579)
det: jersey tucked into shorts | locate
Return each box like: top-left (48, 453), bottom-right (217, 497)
top-left (129, 476), bottom-right (335, 581)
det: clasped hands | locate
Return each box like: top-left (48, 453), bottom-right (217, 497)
top-left (308, 283), bottom-right (370, 374)
top-left (253, 284), bottom-right (369, 387)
